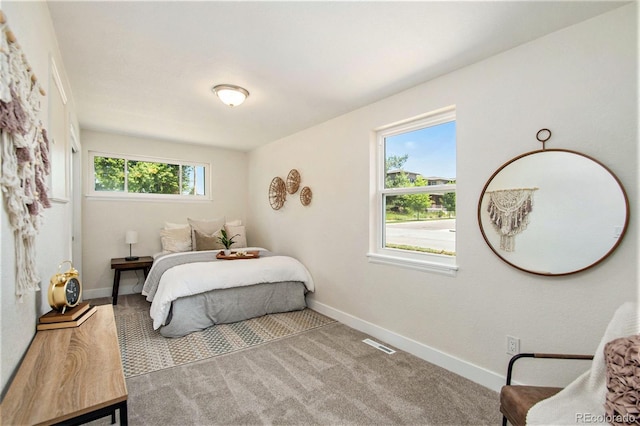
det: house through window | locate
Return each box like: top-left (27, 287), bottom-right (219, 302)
top-left (368, 106), bottom-right (457, 274)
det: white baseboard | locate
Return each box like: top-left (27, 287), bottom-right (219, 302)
top-left (82, 284), bottom-right (142, 301)
top-left (307, 299), bottom-right (505, 393)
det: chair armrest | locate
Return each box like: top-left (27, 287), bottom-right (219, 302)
top-left (505, 353), bottom-right (594, 385)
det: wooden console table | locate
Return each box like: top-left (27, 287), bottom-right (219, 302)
top-left (1, 305), bottom-right (128, 425)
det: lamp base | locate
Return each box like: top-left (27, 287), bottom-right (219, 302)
top-left (125, 256), bottom-right (139, 261)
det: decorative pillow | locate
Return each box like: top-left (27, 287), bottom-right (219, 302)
top-left (226, 219), bottom-right (242, 227)
top-left (604, 334), bottom-right (640, 425)
top-left (193, 229), bottom-right (225, 251)
top-left (224, 224), bottom-right (247, 248)
top-left (164, 222), bottom-right (189, 229)
top-left (188, 217), bottom-right (225, 234)
top-left (160, 226), bottom-right (192, 252)
top-left (188, 217), bottom-right (225, 250)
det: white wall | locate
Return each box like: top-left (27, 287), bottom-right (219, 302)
top-left (81, 130), bottom-right (248, 297)
top-left (1, 1), bottom-right (78, 394)
top-left (1, 0), bottom-right (636, 400)
top-left (247, 4), bottom-right (638, 391)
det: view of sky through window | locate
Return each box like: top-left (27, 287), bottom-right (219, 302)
top-left (385, 121), bottom-right (456, 179)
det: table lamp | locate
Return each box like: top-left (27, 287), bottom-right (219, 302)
top-left (125, 230), bottom-right (139, 261)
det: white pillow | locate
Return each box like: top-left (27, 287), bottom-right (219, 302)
top-left (224, 224), bottom-right (247, 248)
top-left (188, 217), bottom-right (225, 234)
top-left (226, 219), bottom-right (242, 227)
top-left (188, 217), bottom-right (225, 250)
top-left (160, 227), bottom-right (192, 252)
top-left (164, 222), bottom-right (189, 229)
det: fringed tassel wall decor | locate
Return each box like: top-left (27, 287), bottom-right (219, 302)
top-left (0, 10), bottom-right (52, 300)
top-left (486, 188), bottom-right (538, 252)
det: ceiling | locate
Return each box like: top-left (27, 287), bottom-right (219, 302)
top-left (46, 1), bottom-right (625, 152)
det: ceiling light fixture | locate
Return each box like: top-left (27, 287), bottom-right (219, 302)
top-left (212, 84), bottom-right (249, 107)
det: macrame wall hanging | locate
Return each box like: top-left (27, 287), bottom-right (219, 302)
top-left (478, 128), bottom-right (629, 276)
top-left (485, 187), bottom-right (537, 252)
top-left (0, 11), bottom-right (52, 300)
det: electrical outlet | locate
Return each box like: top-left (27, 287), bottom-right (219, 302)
top-left (507, 336), bottom-right (520, 355)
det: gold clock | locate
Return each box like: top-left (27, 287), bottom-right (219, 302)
top-left (48, 261), bottom-right (82, 314)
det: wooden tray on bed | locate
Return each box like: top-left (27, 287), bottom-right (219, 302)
top-left (216, 250), bottom-right (260, 260)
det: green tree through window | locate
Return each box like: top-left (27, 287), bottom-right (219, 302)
top-left (94, 157), bottom-right (125, 191)
top-left (92, 154), bottom-right (207, 198)
top-left (404, 176), bottom-right (433, 220)
top-left (128, 160), bottom-right (180, 194)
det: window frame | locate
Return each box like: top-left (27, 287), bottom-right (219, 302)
top-left (87, 151), bottom-right (212, 201)
top-left (367, 106), bottom-right (458, 276)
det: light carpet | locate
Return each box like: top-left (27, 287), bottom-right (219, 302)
top-left (123, 322), bottom-right (501, 425)
top-left (97, 296), bottom-right (500, 425)
top-left (115, 308), bottom-right (336, 378)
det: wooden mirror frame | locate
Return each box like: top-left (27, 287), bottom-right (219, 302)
top-left (478, 149), bottom-right (629, 276)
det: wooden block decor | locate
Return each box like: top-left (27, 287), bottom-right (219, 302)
top-left (37, 303), bottom-right (97, 330)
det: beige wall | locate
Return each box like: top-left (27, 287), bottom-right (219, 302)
top-left (80, 131), bottom-right (248, 297)
top-left (247, 4), bottom-right (638, 390)
top-left (1, 1), bottom-right (79, 394)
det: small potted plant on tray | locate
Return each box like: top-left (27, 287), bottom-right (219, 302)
top-left (218, 229), bottom-right (240, 255)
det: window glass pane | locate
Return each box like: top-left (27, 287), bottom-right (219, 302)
top-left (195, 165), bottom-right (206, 196)
top-left (384, 121), bottom-right (456, 189)
top-left (128, 160), bottom-right (180, 194)
top-left (180, 165), bottom-right (206, 195)
top-left (182, 165), bottom-right (195, 195)
top-left (381, 116), bottom-right (456, 258)
top-left (93, 156), bottom-right (125, 192)
top-left (384, 194), bottom-right (456, 256)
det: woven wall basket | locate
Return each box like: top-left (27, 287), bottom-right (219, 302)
top-left (286, 169), bottom-right (300, 194)
top-left (269, 177), bottom-right (286, 210)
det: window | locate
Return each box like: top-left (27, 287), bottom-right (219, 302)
top-left (89, 151), bottom-right (210, 200)
top-left (368, 106), bottom-right (458, 275)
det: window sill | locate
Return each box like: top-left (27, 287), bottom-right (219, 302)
top-left (366, 252), bottom-right (458, 276)
top-left (85, 194), bottom-right (212, 203)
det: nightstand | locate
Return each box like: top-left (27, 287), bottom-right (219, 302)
top-left (110, 256), bottom-right (153, 305)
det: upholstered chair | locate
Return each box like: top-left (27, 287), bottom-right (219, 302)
top-left (500, 353), bottom-right (593, 426)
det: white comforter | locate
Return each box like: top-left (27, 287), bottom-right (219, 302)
top-left (147, 250), bottom-right (315, 330)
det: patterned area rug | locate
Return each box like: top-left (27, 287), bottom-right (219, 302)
top-left (115, 309), bottom-right (336, 378)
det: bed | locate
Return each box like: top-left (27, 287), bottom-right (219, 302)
top-left (141, 248), bottom-right (315, 337)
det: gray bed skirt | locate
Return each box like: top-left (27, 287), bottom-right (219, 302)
top-left (159, 281), bottom-right (308, 338)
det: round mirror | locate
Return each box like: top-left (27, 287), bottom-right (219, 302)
top-left (478, 149), bottom-right (629, 276)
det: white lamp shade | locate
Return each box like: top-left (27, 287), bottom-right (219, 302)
top-left (213, 84), bottom-right (249, 107)
top-left (125, 230), bottom-right (138, 245)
